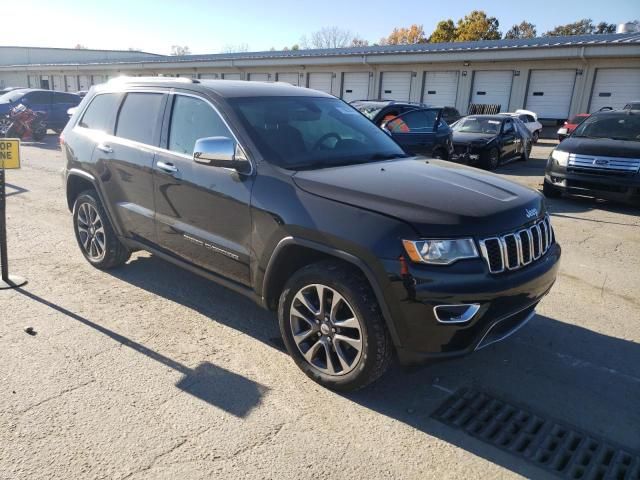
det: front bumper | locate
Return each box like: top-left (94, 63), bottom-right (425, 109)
top-left (545, 162), bottom-right (640, 204)
top-left (450, 144), bottom-right (484, 164)
top-left (380, 243), bottom-right (561, 365)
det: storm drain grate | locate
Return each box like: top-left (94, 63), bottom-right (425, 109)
top-left (433, 389), bottom-right (640, 480)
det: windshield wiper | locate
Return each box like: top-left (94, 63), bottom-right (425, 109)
top-left (368, 153), bottom-right (410, 161)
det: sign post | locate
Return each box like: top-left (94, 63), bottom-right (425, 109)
top-left (0, 138), bottom-right (27, 290)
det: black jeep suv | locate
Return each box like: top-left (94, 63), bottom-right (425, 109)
top-left (62, 78), bottom-right (560, 391)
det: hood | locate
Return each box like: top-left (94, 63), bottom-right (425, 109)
top-left (558, 137), bottom-right (640, 159)
top-left (293, 158), bottom-right (545, 237)
top-left (452, 131), bottom-right (497, 145)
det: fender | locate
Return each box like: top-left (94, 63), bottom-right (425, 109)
top-left (261, 236), bottom-right (402, 347)
top-left (65, 168), bottom-right (124, 237)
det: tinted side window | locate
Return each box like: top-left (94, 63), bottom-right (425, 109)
top-left (503, 120), bottom-right (515, 133)
top-left (116, 93), bottom-right (164, 145)
top-left (79, 93), bottom-right (122, 133)
top-left (54, 92), bottom-right (80, 104)
top-left (168, 95), bottom-right (232, 155)
top-left (25, 91), bottom-right (51, 104)
top-left (387, 110), bottom-right (437, 133)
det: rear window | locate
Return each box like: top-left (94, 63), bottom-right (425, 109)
top-left (79, 93), bottom-right (122, 133)
top-left (115, 93), bottom-right (164, 145)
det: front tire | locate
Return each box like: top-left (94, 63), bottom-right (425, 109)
top-left (73, 190), bottom-right (130, 269)
top-left (482, 147), bottom-right (500, 170)
top-left (532, 130), bottom-right (540, 143)
top-left (278, 261), bottom-right (393, 391)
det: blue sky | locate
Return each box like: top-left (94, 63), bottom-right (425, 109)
top-left (2, 0), bottom-right (638, 54)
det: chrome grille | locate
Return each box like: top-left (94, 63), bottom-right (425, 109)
top-left (479, 216), bottom-right (554, 274)
top-left (568, 153), bottom-right (640, 175)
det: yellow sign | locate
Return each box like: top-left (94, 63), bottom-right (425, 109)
top-left (0, 139), bottom-right (20, 170)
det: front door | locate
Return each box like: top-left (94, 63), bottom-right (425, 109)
top-left (384, 109), bottom-right (441, 156)
top-left (153, 93), bottom-right (253, 286)
top-left (500, 119), bottom-right (518, 158)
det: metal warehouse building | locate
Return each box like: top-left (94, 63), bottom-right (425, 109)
top-left (1, 33), bottom-right (639, 121)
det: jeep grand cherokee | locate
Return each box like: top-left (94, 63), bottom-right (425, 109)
top-left (61, 78), bottom-right (560, 391)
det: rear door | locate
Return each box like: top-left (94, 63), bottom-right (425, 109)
top-left (93, 90), bottom-right (167, 242)
top-left (51, 92), bottom-right (80, 130)
top-left (22, 90), bottom-right (52, 116)
top-left (384, 109), bottom-right (441, 156)
top-left (152, 92), bottom-right (253, 285)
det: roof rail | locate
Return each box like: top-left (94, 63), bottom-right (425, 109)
top-left (107, 76), bottom-right (200, 84)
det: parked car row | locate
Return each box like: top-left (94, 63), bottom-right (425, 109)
top-left (0, 88), bottom-right (81, 135)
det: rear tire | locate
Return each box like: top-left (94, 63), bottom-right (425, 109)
top-left (543, 180), bottom-right (562, 198)
top-left (278, 260), bottom-right (393, 391)
top-left (73, 190), bottom-right (130, 269)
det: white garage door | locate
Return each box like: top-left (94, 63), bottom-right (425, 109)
top-left (222, 73), bottom-right (241, 80)
top-left (342, 72), bottom-right (370, 102)
top-left (248, 73), bottom-right (270, 82)
top-left (65, 75), bottom-right (78, 92)
top-left (52, 75), bottom-right (64, 91)
top-left (28, 75), bottom-right (40, 88)
top-left (380, 72), bottom-right (412, 101)
top-left (78, 75), bottom-right (91, 90)
top-left (589, 68), bottom-right (640, 112)
top-left (525, 70), bottom-right (576, 119)
top-left (277, 73), bottom-right (299, 85)
top-left (199, 74), bottom-right (218, 79)
top-left (308, 73), bottom-right (333, 94)
top-left (471, 71), bottom-right (513, 112)
top-left (422, 71), bottom-right (459, 106)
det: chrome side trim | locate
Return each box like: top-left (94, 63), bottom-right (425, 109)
top-left (475, 309), bottom-right (536, 351)
top-left (433, 304), bottom-right (481, 324)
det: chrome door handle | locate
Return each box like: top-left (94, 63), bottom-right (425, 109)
top-left (156, 161), bottom-right (178, 174)
top-left (96, 144), bottom-right (113, 154)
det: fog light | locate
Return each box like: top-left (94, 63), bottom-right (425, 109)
top-left (434, 304), bottom-right (480, 324)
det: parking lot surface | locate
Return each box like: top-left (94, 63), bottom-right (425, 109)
top-left (1, 137), bottom-right (639, 479)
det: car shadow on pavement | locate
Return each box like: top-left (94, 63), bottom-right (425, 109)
top-left (342, 314), bottom-right (640, 477)
top-left (45, 253), bottom-right (640, 476)
top-left (546, 195), bottom-right (640, 219)
top-left (19, 134), bottom-right (60, 151)
top-left (15, 287), bottom-right (269, 418)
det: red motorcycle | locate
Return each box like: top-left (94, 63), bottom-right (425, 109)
top-left (0, 103), bottom-right (48, 141)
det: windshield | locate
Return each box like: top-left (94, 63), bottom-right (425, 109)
top-left (228, 96), bottom-right (408, 169)
top-left (452, 117), bottom-right (502, 134)
top-left (572, 114), bottom-right (640, 142)
top-left (350, 102), bottom-right (387, 121)
top-left (568, 115), bottom-right (588, 124)
top-left (0, 90), bottom-right (26, 103)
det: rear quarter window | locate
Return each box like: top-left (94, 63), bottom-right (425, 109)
top-left (115, 92), bottom-right (165, 145)
top-left (78, 93), bottom-right (122, 134)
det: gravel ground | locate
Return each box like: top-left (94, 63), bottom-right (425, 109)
top-left (1, 136), bottom-right (638, 479)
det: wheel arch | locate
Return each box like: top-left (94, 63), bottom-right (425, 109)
top-left (261, 237), bottom-right (401, 346)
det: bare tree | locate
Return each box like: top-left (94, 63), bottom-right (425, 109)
top-left (221, 43), bottom-right (249, 53)
top-left (171, 45), bottom-right (191, 56)
top-left (300, 26), bottom-right (358, 49)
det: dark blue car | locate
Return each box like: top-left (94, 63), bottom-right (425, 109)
top-left (0, 89), bottom-right (81, 133)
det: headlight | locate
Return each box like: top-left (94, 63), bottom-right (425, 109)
top-left (402, 238), bottom-right (479, 265)
top-left (551, 149), bottom-right (569, 166)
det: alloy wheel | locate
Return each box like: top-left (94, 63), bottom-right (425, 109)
top-left (289, 284), bottom-right (364, 376)
top-left (76, 202), bottom-right (106, 261)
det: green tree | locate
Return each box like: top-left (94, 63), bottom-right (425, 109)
top-left (291, 44), bottom-right (300, 50)
top-left (544, 18), bottom-right (594, 36)
top-left (504, 21), bottom-right (537, 39)
top-left (429, 19), bottom-right (456, 43)
top-left (595, 22), bottom-right (616, 34)
top-left (380, 24), bottom-right (428, 45)
top-left (455, 10), bottom-right (501, 41)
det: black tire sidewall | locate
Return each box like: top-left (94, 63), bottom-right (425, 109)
top-left (484, 147), bottom-right (500, 170)
top-left (73, 191), bottom-right (128, 269)
top-left (278, 263), bottom-right (388, 391)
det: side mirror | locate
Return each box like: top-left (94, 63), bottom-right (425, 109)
top-left (193, 136), bottom-right (249, 172)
